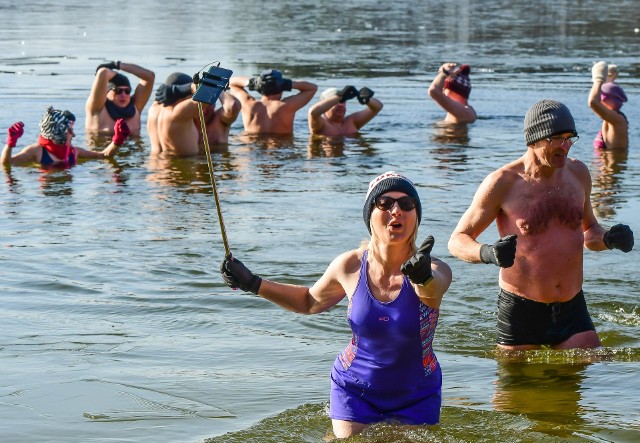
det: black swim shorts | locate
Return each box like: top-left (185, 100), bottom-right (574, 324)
top-left (497, 289), bottom-right (596, 346)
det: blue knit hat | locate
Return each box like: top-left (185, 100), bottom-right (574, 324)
top-left (363, 171), bottom-right (422, 234)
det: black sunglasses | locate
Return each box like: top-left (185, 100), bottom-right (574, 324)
top-left (375, 195), bottom-right (416, 212)
top-left (112, 87), bottom-right (131, 95)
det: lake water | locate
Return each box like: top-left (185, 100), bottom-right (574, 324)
top-left (0, 1), bottom-right (639, 442)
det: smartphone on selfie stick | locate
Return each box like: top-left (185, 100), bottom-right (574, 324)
top-left (192, 64), bottom-right (233, 105)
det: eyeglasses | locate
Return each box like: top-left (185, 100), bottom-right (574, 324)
top-left (112, 87), bottom-right (131, 95)
top-left (375, 195), bottom-right (416, 212)
top-left (546, 135), bottom-right (579, 148)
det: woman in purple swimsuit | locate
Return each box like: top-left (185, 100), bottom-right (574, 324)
top-left (2, 106), bottom-right (130, 168)
top-left (222, 171), bottom-right (452, 438)
top-left (588, 61), bottom-right (628, 150)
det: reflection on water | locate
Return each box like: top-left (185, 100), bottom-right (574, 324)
top-left (306, 134), bottom-right (375, 158)
top-left (431, 121), bottom-right (470, 145)
top-left (38, 169), bottom-right (74, 196)
top-left (492, 361), bottom-right (588, 433)
top-left (591, 148), bottom-right (628, 218)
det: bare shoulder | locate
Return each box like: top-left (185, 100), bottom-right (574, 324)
top-left (567, 157), bottom-right (592, 184)
top-left (329, 248), bottom-right (363, 275)
top-left (481, 160), bottom-right (522, 190)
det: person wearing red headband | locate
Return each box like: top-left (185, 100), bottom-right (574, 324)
top-left (428, 62), bottom-right (476, 124)
top-left (3, 106), bottom-right (129, 167)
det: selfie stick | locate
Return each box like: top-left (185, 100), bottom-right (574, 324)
top-left (192, 63), bottom-right (234, 258)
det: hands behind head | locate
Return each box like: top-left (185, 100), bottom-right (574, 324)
top-left (604, 224), bottom-right (634, 252)
top-left (337, 85), bottom-right (358, 103)
top-left (112, 118), bottom-right (131, 146)
top-left (221, 255), bottom-right (262, 294)
top-left (155, 82), bottom-right (193, 106)
top-left (480, 235), bottom-right (517, 267)
top-left (401, 236), bottom-right (434, 285)
top-left (6, 122), bottom-right (24, 147)
top-left (357, 87), bottom-right (374, 105)
top-left (95, 60), bottom-right (120, 73)
top-left (439, 62), bottom-right (457, 76)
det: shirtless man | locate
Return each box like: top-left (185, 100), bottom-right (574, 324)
top-left (147, 72), bottom-right (240, 157)
top-left (428, 62), bottom-right (476, 124)
top-left (448, 99), bottom-right (634, 350)
top-left (229, 69), bottom-right (317, 135)
top-left (85, 60), bottom-right (155, 134)
top-left (308, 86), bottom-right (383, 136)
top-left (589, 61), bottom-right (628, 150)
top-left (3, 106), bottom-right (129, 167)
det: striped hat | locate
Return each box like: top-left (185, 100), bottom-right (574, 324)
top-left (39, 106), bottom-right (76, 144)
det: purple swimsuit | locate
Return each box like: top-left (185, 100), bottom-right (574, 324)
top-left (329, 250), bottom-right (442, 425)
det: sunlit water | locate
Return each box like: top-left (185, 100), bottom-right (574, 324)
top-left (1, 1), bottom-right (639, 442)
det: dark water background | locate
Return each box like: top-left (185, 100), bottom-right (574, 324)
top-left (1, 1), bottom-right (639, 442)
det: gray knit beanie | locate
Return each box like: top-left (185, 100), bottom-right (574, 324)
top-left (523, 99), bottom-right (577, 146)
top-left (363, 171), bottom-right (421, 234)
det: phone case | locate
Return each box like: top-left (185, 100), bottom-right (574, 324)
top-left (192, 66), bottom-right (233, 104)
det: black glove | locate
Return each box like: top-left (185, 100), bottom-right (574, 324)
top-left (221, 255), bottom-right (262, 295)
top-left (338, 85), bottom-right (358, 103)
top-left (401, 236), bottom-right (434, 285)
top-left (603, 224), bottom-right (634, 252)
top-left (247, 76), bottom-right (260, 91)
top-left (96, 60), bottom-right (120, 73)
top-left (155, 83), bottom-right (192, 106)
top-left (480, 234), bottom-right (517, 268)
top-left (280, 78), bottom-right (293, 92)
top-left (357, 87), bottom-right (374, 105)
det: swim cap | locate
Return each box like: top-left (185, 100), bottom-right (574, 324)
top-left (363, 171), bottom-right (422, 234)
top-left (165, 72), bottom-right (192, 86)
top-left (320, 88), bottom-right (338, 101)
top-left (444, 64), bottom-right (472, 99)
top-left (601, 82), bottom-right (627, 109)
top-left (258, 69), bottom-right (284, 96)
top-left (108, 73), bottom-right (131, 90)
top-left (39, 106), bottom-right (76, 144)
top-left (523, 99), bottom-right (577, 146)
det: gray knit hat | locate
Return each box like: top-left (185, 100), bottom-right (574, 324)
top-left (523, 99), bottom-right (577, 146)
top-left (363, 171), bottom-right (421, 234)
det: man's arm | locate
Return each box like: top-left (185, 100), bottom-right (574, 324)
top-left (349, 97), bottom-right (383, 130)
top-left (217, 91), bottom-right (241, 126)
top-left (448, 169), bottom-right (511, 262)
top-left (229, 76), bottom-right (256, 107)
top-left (307, 95), bottom-right (340, 133)
top-left (120, 62), bottom-right (155, 113)
top-left (86, 67), bottom-right (113, 117)
top-left (282, 80), bottom-right (318, 110)
top-left (578, 161), bottom-right (609, 251)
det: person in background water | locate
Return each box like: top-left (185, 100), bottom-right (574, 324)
top-left (2, 106), bottom-right (130, 167)
top-left (85, 60), bottom-right (155, 134)
top-left (229, 69), bottom-right (317, 135)
top-left (221, 171), bottom-right (452, 438)
top-left (448, 99), bottom-right (634, 351)
top-left (147, 72), bottom-right (240, 157)
top-left (589, 61), bottom-right (628, 150)
top-left (308, 85), bottom-right (383, 136)
top-left (428, 62), bottom-right (476, 124)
